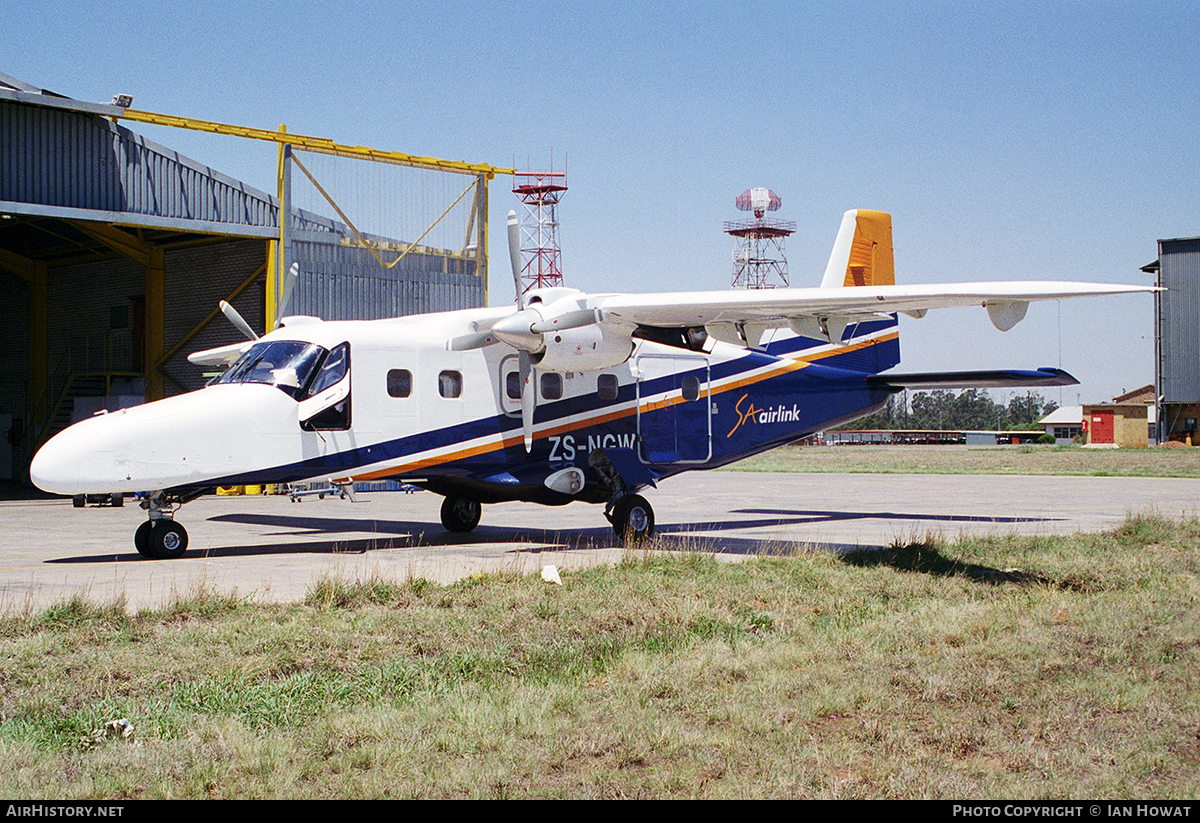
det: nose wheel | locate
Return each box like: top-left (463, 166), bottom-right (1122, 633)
top-left (134, 519), bottom-right (189, 559)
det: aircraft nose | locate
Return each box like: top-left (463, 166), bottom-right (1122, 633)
top-left (29, 427), bottom-right (84, 494)
top-left (29, 412), bottom-right (136, 495)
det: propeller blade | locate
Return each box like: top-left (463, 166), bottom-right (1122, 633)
top-left (187, 340), bottom-right (253, 366)
top-left (274, 262), bottom-right (300, 329)
top-left (447, 330), bottom-right (500, 351)
top-left (519, 350), bottom-right (535, 453)
top-left (529, 308), bottom-right (598, 335)
top-left (507, 210), bottom-right (522, 307)
top-left (220, 300), bottom-right (259, 341)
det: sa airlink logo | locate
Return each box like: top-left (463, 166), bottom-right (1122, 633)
top-left (727, 393), bottom-right (804, 438)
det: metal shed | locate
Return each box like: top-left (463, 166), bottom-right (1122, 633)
top-left (1144, 236), bottom-right (1200, 443)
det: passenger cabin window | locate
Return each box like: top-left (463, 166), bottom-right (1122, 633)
top-left (597, 373), bottom-right (619, 401)
top-left (387, 369), bottom-right (412, 398)
top-left (439, 370), bottom-right (463, 398)
top-left (540, 372), bottom-right (563, 400)
top-left (681, 375), bottom-right (702, 402)
top-left (505, 371), bottom-right (521, 401)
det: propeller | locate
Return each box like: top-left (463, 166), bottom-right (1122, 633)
top-left (219, 263), bottom-right (300, 343)
top-left (274, 262), bottom-right (300, 329)
top-left (508, 210), bottom-right (523, 308)
top-left (220, 300), bottom-right (259, 342)
top-left (507, 211), bottom-right (537, 451)
top-left (449, 211), bottom-right (600, 451)
top-left (518, 348), bottom-right (535, 451)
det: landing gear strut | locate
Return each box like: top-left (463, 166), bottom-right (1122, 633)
top-left (134, 492), bottom-right (191, 559)
top-left (608, 493), bottom-right (655, 544)
top-left (440, 496), bottom-right (482, 533)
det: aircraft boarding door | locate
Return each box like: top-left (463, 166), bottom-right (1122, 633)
top-left (635, 354), bottom-right (711, 464)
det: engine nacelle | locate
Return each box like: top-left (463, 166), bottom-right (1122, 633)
top-left (534, 323), bottom-right (635, 373)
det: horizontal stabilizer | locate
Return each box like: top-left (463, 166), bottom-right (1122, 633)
top-left (867, 367), bottom-right (1078, 391)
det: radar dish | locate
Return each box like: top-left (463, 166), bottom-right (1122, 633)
top-left (735, 187), bottom-right (782, 219)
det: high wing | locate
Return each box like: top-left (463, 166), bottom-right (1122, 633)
top-left (452, 209), bottom-right (1157, 450)
top-left (591, 279), bottom-right (1150, 338)
top-left (499, 209), bottom-right (1156, 350)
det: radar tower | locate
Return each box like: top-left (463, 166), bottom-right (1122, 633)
top-left (724, 187), bottom-right (795, 289)
top-left (512, 160), bottom-right (568, 295)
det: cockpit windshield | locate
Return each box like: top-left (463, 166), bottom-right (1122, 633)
top-left (214, 341), bottom-right (326, 399)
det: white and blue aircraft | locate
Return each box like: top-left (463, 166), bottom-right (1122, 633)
top-left (30, 209), bottom-right (1153, 558)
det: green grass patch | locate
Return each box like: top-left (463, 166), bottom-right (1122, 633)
top-left (726, 443), bottom-right (1200, 477)
top-left (0, 517), bottom-right (1197, 798)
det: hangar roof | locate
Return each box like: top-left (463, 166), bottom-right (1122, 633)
top-left (1, 71), bottom-right (336, 264)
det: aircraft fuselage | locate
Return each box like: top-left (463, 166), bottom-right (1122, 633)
top-left (30, 306), bottom-right (899, 507)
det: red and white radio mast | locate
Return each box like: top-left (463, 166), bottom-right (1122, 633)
top-left (512, 161), bottom-right (568, 296)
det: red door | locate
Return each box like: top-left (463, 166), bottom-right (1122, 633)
top-left (1090, 411), bottom-right (1115, 444)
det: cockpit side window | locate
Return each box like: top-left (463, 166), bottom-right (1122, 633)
top-left (307, 342), bottom-right (350, 398)
top-left (300, 342), bottom-right (351, 431)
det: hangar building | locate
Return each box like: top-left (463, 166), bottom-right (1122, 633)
top-left (1143, 237), bottom-right (1200, 443)
top-left (0, 72), bottom-right (503, 482)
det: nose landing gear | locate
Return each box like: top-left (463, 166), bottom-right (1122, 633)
top-left (133, 491), bottom-right (193, 559)
top-left (133, 519), bottom-right (189, 559)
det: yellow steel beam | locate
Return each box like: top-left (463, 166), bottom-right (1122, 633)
top-left (267, 124), bottom-right (287, 329)
top-left (117, 108), bottom-right (516, 178)
top-left (73, 221), bottom-right (151, 268)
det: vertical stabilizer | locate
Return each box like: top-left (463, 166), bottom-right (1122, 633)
top-left (819, 209), bottom-right (895, 289)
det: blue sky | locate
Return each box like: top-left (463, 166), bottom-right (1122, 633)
top-left (7, 0), bottom-right (1197, 403)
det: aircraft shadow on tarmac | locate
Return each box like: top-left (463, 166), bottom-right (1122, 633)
top-left (49, 505), bottom-right (1060, 564)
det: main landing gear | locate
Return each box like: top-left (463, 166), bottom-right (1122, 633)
top-left (607, 493), bottom-right (655, 544)
top-left (435, 490), bottom-right (655, 545)
top-left (440, 496), bottom-right (482, 533)
top-left (132, 491), bottom-right (194, 559)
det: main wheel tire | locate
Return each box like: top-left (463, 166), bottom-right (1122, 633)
top-left (72, 495), bottom-right (86, 509)
top-left (147, 521), bottom-right (188, 559)
top-left (134, 520), bottom-right (154, 558)
top-left (440, 496), bottom-right (482, 533)
top-left (110, 493), bottom-right (124, 507)
top-left (612, 494), bottom-right (655, 544)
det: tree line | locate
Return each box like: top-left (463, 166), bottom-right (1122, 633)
top-left (843, 389), bottom-right (1059, 431)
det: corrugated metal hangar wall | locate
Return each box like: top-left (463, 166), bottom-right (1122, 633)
top-left (0, 72), bottom-right (489, 483)
top-left (1152, 236), bottom-right (1200, 442)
